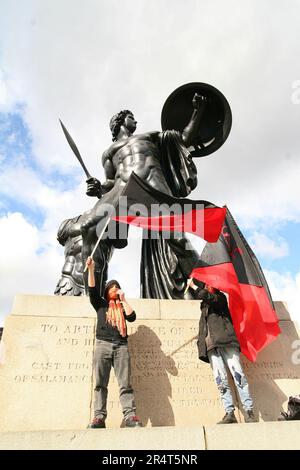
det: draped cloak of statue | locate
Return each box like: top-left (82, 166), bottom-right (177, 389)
top-left (139, 130), bottom-right (200, 300)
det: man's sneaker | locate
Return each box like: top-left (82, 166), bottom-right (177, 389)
top-left (89, 417), bottom-right (106, 429)
top-left (217, 411), bottom-right (237, 424)
top-left (125, 416), bottom-right (143, 428)
top-left (244, 410), bottom-right (258, 423)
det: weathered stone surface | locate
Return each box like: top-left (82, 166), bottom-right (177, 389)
top-left (105, 320), bottom-right (225, 428)
top-left (125, 299), bottom-right (160, 319)
top-left (205, 421), bottom-right (300, 450)
top-left (239, 320), bottom-right (300, 422)
top-left (11, 294), bottom-right (160, 319)
top-left (0, 422), bottom-right (299, 450)
top-left (0, 426), bottom-right (205, 450)
top-left (0, 314), bottom-right (95, 432)
top-left (1, 295), bottom-right (300, 432)
top-left (11, 294), bottom-right (95, 318)
top-left (160, 299), bottom-right (200, 319)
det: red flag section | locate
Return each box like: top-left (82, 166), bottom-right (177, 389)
top-left (191, 207), bottom-right (280, 362)
top-left (112, 172), bottom-right (226, 242)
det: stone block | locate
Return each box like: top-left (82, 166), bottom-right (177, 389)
top-left (11, 294), bottom-right (95, 318)
top-left (205, 421), bottom-right (300, 450)
top-left (126, 298), bottom-right (160, 319)
top-left (0, 314), bottom-right (95, 432)
top-left (160, 299), bottom-right (200, 320)
top-left (1, 295), bottom-right (300, 432)
top-left (239, 320), bottom-right (300, 422)
top-left (0, 426), bottom-right (205, 450)
top-left (105, 319), bottom-right (226, 428)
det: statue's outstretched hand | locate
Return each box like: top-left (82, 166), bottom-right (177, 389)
top-left (192, 93), bottom-right (207, 110)
top-left (86, 177), bottom-right (103, 198)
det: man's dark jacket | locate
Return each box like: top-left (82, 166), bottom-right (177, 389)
top-left (89, 286), bottom-right (136, 344)
top-left (195, 287), bottom-right (240, 363)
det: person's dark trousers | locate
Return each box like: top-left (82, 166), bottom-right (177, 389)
top-left (93, 339), bottom-right (136, 420)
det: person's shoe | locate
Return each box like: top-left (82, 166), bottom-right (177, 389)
top-left (217, 411), bottom-right (237, 424)
top-left (244, 410), bottom-right (258, 423)
top-left (125, 416), bottom-right (143, 428)
top-left (89, 417), bottom-right (106, 429)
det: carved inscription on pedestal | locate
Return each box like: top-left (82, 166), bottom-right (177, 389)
top-left (0, 316), bottom-right (95, 431)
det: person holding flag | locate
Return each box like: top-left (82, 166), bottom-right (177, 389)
top-left (187, 278), bottom-right (257, 424)
top-left (186, 206), bottom-right (281, 423)
top-left (190, 207), bottom-right (281, 362)
top-left (86, 256), bottom-right (142, 429)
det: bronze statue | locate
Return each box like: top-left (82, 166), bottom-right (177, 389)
top-left (55, 210), bottom-right (114, 296)
top-left (82, 93), bottom-right (204, 299)
top-left (56, 82), bottom-right (232, 299)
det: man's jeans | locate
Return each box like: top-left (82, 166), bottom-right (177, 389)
top-left (208, 347), bottom-right (254, 413)
top-left (93, 339), bottom-right (136, 420)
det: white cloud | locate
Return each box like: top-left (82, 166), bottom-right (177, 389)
top-left (248, 232), bottom-right (289, 260)
top-left (0, 213), bottom-right (63, 317)
top-left (0, 162), bottom-right (95, 243)
top-left (265, 269), bottom-right (300, 323)
top-left (0, 68), bottom-right (17, 112)
top-left (0, 0), bottom-right (300, 325)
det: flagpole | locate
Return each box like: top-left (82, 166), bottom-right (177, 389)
top-left (83, 178), bottom-right (131, 272)
top-left (83, 215), bottom-right (111, 272)
top-left (184, 277), bottom-right (193, 295)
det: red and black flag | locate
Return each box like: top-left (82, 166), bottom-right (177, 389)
top-left (190, 206), bottom-right (281, 362)
top-left (112, 172), bottom-right (226, 242)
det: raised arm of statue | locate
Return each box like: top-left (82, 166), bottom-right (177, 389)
top-left (86, 176), bottom-right (103, 198)
top-left (101, 149), bottom-right (116, 193)
top-left (182, 93), bottom-right (207, 147)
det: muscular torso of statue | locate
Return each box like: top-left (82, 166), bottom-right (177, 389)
top-left (103, 132), bottom-right (172, 195)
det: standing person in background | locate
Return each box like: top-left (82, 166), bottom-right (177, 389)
top-left (86, 256), bottom-right (142, 428)
top-left (188, 278), bottom-right (258, 424)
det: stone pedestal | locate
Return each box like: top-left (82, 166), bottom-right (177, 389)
top-left (0, 295), bottom-right (299, 432)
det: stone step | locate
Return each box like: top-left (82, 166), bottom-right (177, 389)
top-left (0, 421), bottom-right (299, 450)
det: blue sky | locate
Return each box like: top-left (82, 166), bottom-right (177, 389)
top-left (0, 0), bottom-right (300, 324)
top-left (0, 110), bottom-right (81, 222)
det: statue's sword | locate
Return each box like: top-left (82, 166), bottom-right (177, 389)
top-left (59, 119), bottom-right (109, 268)
top-left (59, 119), bottom-right (92, 179)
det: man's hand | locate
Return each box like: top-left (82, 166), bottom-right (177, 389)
top-left (184, 277), bottom-right (195, 294)
top-left (85, 256), bottom-right (95, 271)
top-left (189, 278), bottom-right (197, 290)
top-left (184, 277), bottom-right (205, 293)
top-left (117, 289), bottom-right (125, 302)
top-left (86, 177), bottom-right (103, 198)
top-left (192, 93), bottom-right (207, 110)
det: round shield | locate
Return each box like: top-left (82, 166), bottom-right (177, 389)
top-left (161, 82), bottom-right (232, 157)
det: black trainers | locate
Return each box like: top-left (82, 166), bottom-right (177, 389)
top-left (217, 411), bottom-right (237, 424)
top-left (89, 417), bottom-right (106, 429)
top-left (244, 410), bottom-right (258, 423)
top-left (125, 416), bottom-right (143, 428)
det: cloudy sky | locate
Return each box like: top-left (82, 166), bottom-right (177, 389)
top-left (0, 0), bottom-right (300, 325)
